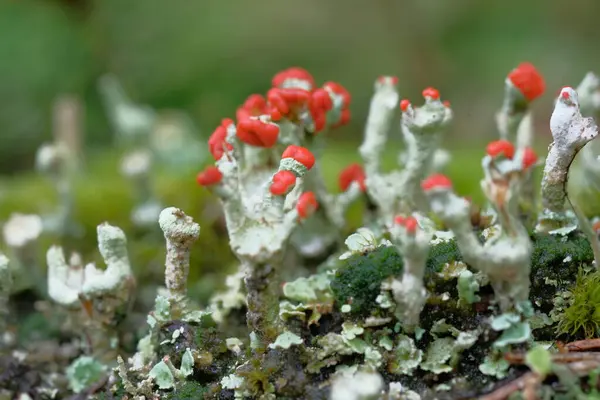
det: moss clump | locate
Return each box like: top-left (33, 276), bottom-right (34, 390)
top-left (330, 245), bottom-right (403, 315)
top-left (557, 269), bottom-right (600, 339)
top-left (331, 240), bottom-right (464, 316)
top-left (425, 239), bottom-right (462, 273)
top-left (164, 381), bottom-right (208, 399)
top-left (529, 233), bottom-right (594, 310)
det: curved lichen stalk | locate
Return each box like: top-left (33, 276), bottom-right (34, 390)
top-left (424, 141), bottom-right (537, 311)
top-left (536, 87), bottom-right (599, 233)
top-left (496, 62), bottom-right (545, 144)
top-left (46, 223), bottom-right (135, 362)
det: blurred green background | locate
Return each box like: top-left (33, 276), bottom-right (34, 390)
top-left (2, 0), bottom-right (600, 171)
top-left (1, 0), bottom-right (600, 301)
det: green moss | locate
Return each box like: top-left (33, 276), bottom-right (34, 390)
top-left (425, 239), bottom-right (462, 273)
top-left (164, 381), bottom-right (208, 399)
top-left (331, 245), bottom-right (403, 315)
top-left (556, 269), bottom-right (600, 339)
top-left (530, 232), bottom-right (594, 309)
top-left (330, 239), bottom-right (464, 316)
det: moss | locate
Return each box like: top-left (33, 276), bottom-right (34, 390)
top-left (425, 239), bottom-right (462, 274)
top-left (530, 232), bottom-right (594, 310)
top-left (330, 245), bottom-right (403, 315)
top-left (556, 269), bottom-right (600, 339)
top-left (330, 240), bottom-right (464, 316)
top-left (164, 381), bottom-right (208, 400)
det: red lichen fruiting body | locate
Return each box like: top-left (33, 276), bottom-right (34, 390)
top-left (394, 215), bottom-right (405, 225)
top-left (281, 145), bottom-right (316, 170)
top-left (237, 94), bottom-right (268, 121)
top-left (486, 140), bottom-right (515, 159)
top-left (323, 81), bottom-right (352, 108)
top-left (272, 67), bottom-right (315, 89)
top-left (339, 163), bottom-right (366, 192)
top-left (270, 170), bottom-right (297, 196)
top-left (507, 62), bottom-right (545, 102)
top-left (208, 120), bottom-right (234, 160)
top-left (421, 174), bottom-right (453, 191)
top-left (404, 217), bottom-right (418, 234)
top-left (196, 166), bottom-right (223, 186)
top-left (400, 99), bottom-right (411, 112)
top-left (521, 147), bottom-right (538, 169)
top-left (297, 192), bottom-right (318, 219)
top-left (236, 118), bottom-right (280, 148)
top-left (422, 87), bottom-right (440, 100)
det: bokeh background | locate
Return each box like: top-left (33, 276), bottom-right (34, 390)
top-left (3, 0), bottom-right (600, 170)
top-left (1, 0), bottom-right (600, 300)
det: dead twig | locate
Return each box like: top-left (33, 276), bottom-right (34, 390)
top-left (479, 372), bottom-right (538, 400)
top-left (565, 338), bottom-right (600, 352)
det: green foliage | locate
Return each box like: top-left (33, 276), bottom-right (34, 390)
top-left (556, 269), bottom-right (600, 338)
top-left (331, 245), bottom-right (403, 315)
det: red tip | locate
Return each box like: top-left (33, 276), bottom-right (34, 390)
top-left (196, 166), bottom-right (223, 186)
top-left (323, 81), bottom-right (352, 108)
top-left (394, 215), bottom-right (405, 225)
top-left (400, 99), bottom-right (411, 112)
top-left (443, 100), bottom-right (451, 108)
top-left (404, 217), bottom-right (418, 234)
top-left (339, 163), bottom-right (366, 192)
top-left (561, 90), bottom-right (571, 100)
top-left (297, 192), bottom-right (318, 219)
top-left (270, 170), bottom-right (297, 196)
top-left (521, 147), bottom-right (538, 169)
top-left (422, 87), bottom-right (440, 100)
top-left (486, 140), bottom-right (515, 159)
top-left (208, 122), bottom-right (233, 160)
top-left (507, 62), bottom-right (545, 102)
top-left (421, 174), bottom-right (453, 191)
top-left (272, 67), bottom-right (315, 88)
top-left (281, 145), bottom-right (316, 170)
top-left (236, 118), bottom-right (280, 148)
top-left (311, 88), bottom-right (334, 112)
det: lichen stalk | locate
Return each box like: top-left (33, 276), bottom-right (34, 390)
top-left (425, 145), bottom-right (535, 311)
top-left (389, 216), bottom-right (432, 332)
top-left (242, 258), bottom-right (283, 342)
top-left (496, 62), bottom-right (545, 143)
top-left (359, 77), bottom-right (399, 178)
top-left (0, 253), bottom-right (11, 337)
top-left (121, 149), bottom-right (162, 228)
top-left (2, 213), bottom-right (44, 293)
top-left (399, 96), bottom-right (452, 210)
top-left (35, 142), bottom-right (79, 236)
top-left (537, 87), bottom-right (599, 232)
top-left (573, 73), bottom-right (600, 209)
top-left (46, 223), bottom-right (135, 362)
top-left (199, 137), bottom-right (317, 340)
top-left (359, 80), bottom-right (452, 224)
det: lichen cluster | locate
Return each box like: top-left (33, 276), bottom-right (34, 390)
top-left (3, 64), bottom-right (600, 399)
